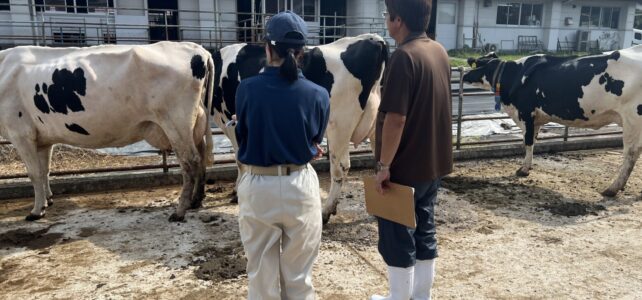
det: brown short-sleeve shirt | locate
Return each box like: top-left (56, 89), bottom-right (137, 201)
top-left (375, 33), bottom-right (453, 185)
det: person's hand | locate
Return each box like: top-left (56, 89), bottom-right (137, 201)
top-left (375, 169), bottom-right (391, 195)
top-left (226, 115), bottom-right (238, 128)
top-left (313, 143), bottom-right (324, 160)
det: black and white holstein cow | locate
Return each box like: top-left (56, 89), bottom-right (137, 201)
top-left (463, 46), bottom-right (642, 196)
top-left (210, 34), bottom-right (388, 223)
top-left (0, 42), bottom-right (214, 221)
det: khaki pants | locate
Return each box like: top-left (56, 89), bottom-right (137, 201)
top-left (238, 164), bottom-right (322, 300)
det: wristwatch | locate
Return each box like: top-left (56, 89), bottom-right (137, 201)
top-left (376, 161), bottom-right (390, 172)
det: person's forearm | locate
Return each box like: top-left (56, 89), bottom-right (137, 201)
top-left (379, 112), bottom-right (406, 166)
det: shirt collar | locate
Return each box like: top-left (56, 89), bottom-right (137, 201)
top-left (262, 66), bottom-right (304, 78)
top-left (401, 31), bottom-right (428, 46)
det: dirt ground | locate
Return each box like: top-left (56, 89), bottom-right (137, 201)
top-left (1, 149), bottom-right (642, 299)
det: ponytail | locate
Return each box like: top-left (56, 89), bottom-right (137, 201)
top-left (268, 41), bottom-right (303, 84)
top-left (280, 48), bottom-right (299, 83)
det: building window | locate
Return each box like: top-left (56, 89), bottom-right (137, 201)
top-left (0, 0), bottom-right (10, 11)
top-left (266, 0), bottom-right (316, 21)
top-left (580, 6), bottom-right (620, 29)
top-left (496, 2), bottom-right (542, 26)
top-left (635, 9), bottom-right (642, 30)
top-left (292, 0), bottom-right (316, 21)
top-left (35, 0), bottom-right (113, 14)
top-left (438, 2), bottom-right (456, 24)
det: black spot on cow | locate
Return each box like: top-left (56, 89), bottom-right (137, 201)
top-left (191, 55), bottom-right (207, 80)
top-left (212, 50), bottom-right (223, 116)
top-left (42, 83), bottom-right (48, 94)
top-left (65, 123), bottom-right (90, 135)
top-left (598, 73), bottom-right (624, 96)
top-left (38, 116), bottom-right (44, 124)
top-left (637, 105), bottom-right (642, 116)
top-left (45, 68), bottom-right (87, 115)
top-left (591, 110), bottom-right (596, 114)
top-left (220, 44), bottom-right (266, 118)
top-left (33, 84), bottom-right (50, 114)
top-left (340, 40), bottom-right (389, 109)
top-left (302, 47), bottom-right (334, 97)
top-left (221, 63), bottom-right (239, 120)
top-left (18, 112), bottom-right (22, 118)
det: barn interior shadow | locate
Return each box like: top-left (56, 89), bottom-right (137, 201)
top-left (440, 175), bottom-right (622, 226)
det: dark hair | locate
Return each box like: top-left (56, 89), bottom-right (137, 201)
top-left (267, 33), bottom-right (304, 83)
top-left (385, 0), bottom-right (432, 32)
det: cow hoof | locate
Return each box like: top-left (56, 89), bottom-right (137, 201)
top-left (229, 195), bottom-right (238, 204)
top-left (515, 169), bottom-right (530, 177)
top-left (47, 199), bottom-right (53, 207)
top-left (168, 213), bottom-right (186, 223)
top-left (322, 213), bottom-right (331, 225)
top-left (190, 196), bottom-right (204, 209)
top-left (25, 212), bottom-right (45, 221)
top-left (601, 189), bottom-right (618, 197)
top-left (321, 206), bottom-right (338, 225)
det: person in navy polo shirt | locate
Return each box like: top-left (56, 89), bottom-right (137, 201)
top-left (234, 11), bottom-right (330, 300)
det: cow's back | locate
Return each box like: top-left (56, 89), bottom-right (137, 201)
top-left (0, 42), bottom-right (211, 148)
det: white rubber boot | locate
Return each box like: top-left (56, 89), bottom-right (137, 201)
top-left (412, 259), bottom-right (435, 300)
top-left (371, 266), bottom-right (414, 300)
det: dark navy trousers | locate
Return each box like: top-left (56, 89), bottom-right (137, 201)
top-left (377, 179), bottom-right (440, 268)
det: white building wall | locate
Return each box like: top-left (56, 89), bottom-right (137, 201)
top-left (0, 3), bottom-right (14, 46)
top-left (444, 0), bottom-right (637, 51)
top-left (556, 0), bottom-right (633, 51)
top-left (475, 0), bottom-right (545, 51)
top-left (214, 0), bottom-right (238, 47)
top-left (114, 0), bottom-right (147, 44)
top-left (457, 0), bottom-right (476, 49)
top-left (179, 0), bottom-right (200, 42)
top-left (346, 0), bottom-right (386, 37)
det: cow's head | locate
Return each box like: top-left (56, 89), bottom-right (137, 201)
top-left (462, 52), bottom-right (501, 90)
top-left (464, 53), bottom-right (550, 100)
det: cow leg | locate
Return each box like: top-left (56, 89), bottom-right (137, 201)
top-left (163, 126), bottom-right (202, 222)
top-left (38, 145), bottom-right (54, 207)
top-left (191, 138), bottom-right (207, 209)
top-left (517, 120), bottom-right (539, 177)
top-left (602, 128), bottom-right (640, 197)
top-left (322, 143), bottom-right (350, 224)
top-left (11, 138), bottom-right (48, 220)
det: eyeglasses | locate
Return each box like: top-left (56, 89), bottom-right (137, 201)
top-left (382, 11), bottom-right (389, 19)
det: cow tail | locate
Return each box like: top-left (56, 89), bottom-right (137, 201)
top-left (204, 55), bottom-right (215, 166)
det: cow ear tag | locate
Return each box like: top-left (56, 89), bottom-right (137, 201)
top-left (472, 62), bottom-right (477, 68)
top-left (494, 83), bottom-right (501, 111)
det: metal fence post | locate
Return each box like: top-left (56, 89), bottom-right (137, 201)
top-left (164, 11), bottom-right (169, 41)
top-left (456, 67), bottom-right (464, 150)
top-left (563, 126), bottom-right (569, 142)
top-left (162, 151), bottom-right (169, 173)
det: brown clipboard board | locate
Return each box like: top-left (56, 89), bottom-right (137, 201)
top-left (363, 176), bottom-right (416, 229)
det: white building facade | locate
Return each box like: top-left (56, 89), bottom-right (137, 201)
top-left (0, 0), bottom-right (390, 49)
top-left (438, 0), bottom-right (641, 51)
top-left (0, 0), bottom-right (639, 51)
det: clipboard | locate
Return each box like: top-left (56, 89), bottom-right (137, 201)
top-left (363, 176), bottom-right (416, 229)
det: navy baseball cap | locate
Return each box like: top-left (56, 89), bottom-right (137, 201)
top-left (265, 11), bottom-right (308, 45)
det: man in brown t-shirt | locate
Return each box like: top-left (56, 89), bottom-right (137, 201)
top-left (372, 0), bottom-right (453, 299)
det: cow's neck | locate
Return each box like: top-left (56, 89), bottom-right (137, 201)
top-left (498, 61), bottom-right (520, 105)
